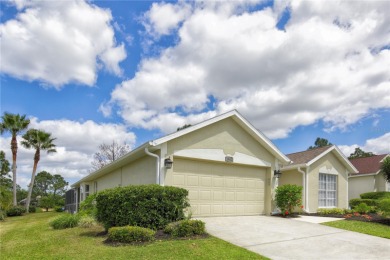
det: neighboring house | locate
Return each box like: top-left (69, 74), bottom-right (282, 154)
top-left (348, 154), bottom-right (390, 199)
top-left (71, 110), bottom-right (290, 217)
top-left (280, 146), bottom-right (358, 213)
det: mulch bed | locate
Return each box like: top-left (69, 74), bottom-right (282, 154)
top-left (103, 230), bottom-right (209, 246)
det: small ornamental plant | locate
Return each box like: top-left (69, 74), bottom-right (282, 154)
top-left (275, 184), bottom-right (303, 216)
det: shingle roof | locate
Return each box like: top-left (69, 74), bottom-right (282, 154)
top-left (349, 154), bottom-right (388, 175)
top-left (286, 145), bottom-right (332, 165)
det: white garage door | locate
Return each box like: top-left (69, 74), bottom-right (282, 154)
top-left (172, 158), bottom-right (266, 217)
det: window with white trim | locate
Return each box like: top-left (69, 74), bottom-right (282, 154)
top-left (318, 173), bottom-right (337, 207)
top-left (85, 184), bottom-right (90, 199)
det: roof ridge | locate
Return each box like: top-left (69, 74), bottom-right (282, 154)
top-left (286, 145), bottom-right (333, 156)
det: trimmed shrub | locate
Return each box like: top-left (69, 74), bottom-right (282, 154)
top-left (275, 184), bottom-right (303, 216)
top-left (164, 220), bottom-right (206, 237)
top-left (360, 192), bottom-right (390, 200)
top-left (78, 216), bottom-right (97, 228)
top-left (50, 214), bottom-right (80, 229)
top-left (54, 206), bottom-right (64, 212)
top-left (317, 208), bottom-right (346, 215)
top-left (78, 193), bottom-right (97, 218)
top-left (29, 206), bottom-right (36, 213)
top-left (0, 210), bottom-right (6, 221)
top-left (96, 185), bottom-right (189, 230)
top-left (378, 199), bottom-right (390, 217)
top-left (108, 226), bottom-right (155, 243)
top-left (6, 206), bottom-right (25, 217)
top-left (353, 203), bottom-right (372, 214)
top-left (349, 199), bottom-right (378, 209)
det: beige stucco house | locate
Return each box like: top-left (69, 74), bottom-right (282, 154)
top-left (280, 146), bottom-right (358, 213)
top-left (71, 110), bottom-right (291, 216)
top-left (348, 154), bottom-right (390, 199)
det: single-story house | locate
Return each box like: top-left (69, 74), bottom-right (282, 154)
top-left (280, 146), bottom-right (358, 213)
top-left (348, 154), bottom-right (390, 199)
top-left (71, 110), bottom-right (291, 216)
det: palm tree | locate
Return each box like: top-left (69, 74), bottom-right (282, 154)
top-left (381, 156), bottom-right (390, 183)
top-left (0, 113), bottom-right (30, 205)
top-left (21, 129), bottom-right (56, 212)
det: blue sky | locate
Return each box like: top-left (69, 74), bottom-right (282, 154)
top-left (1, 0), bottom-right (389, 188)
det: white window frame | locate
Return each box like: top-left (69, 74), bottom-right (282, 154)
top-left (318, 173), bottom-right (337, 208)
top-left (85, 184), bottom-right (90, 199)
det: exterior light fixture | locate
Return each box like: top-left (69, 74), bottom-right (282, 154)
top-left (164, 157), bottom-right (173, 169)
top-left (274, 170), bottom-right (282, 178)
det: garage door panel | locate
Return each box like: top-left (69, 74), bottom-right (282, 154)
top-left (187, 175), bottom-right (199, 186)
top-left (172, 159), bottom-right (266, 217)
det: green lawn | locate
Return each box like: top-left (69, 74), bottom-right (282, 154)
top-left (323, 220), bottom-right (390, 239)
top-left (0, 212), bottom-right (268, 260)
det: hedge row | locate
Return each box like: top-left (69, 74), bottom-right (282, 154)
top-left (359, 192), bottom-right (390, 200)
top-left (349, 199), bottom-right (378, 209)
top-left (96, 184), bottom-right (189, 230)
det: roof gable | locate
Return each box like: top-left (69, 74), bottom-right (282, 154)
top-left (349, 154), bottom-right (388, 175)
top-left (151, 110), bottom-right (290, 163)
top-left (285, 145), bottom-right (358, 173)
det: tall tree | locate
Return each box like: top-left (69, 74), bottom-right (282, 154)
top-left (308, 137), bottom-right (332, 150)
top-left (0, 151), bottom-right (12, 190)
top-left (21, 129), bottom-right (56, 212)
top-left (0, 113), bottom-right (30, 205)
top-left (33, 171), bottom-right (53, 197)
top-left (51, 174), bottom-right (68, 197)
top-left (348, 147), bottom-right (375, 159)
top-left (91, 141), bottom-right (130, 171)
top-left (381, 156), bottom-right (390, 183)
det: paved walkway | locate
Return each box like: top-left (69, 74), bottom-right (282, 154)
top-left (198, 216), bottom-right (390, 260)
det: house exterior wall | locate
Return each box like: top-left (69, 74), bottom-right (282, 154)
top-left (165, 118), bottom-right (277, 214)
top-left (308, 153), bottom-right (349, 211)
top-left (279, 169), bottom-right (302, 186)
top-left (375, 173), bottom-right (388, 192)
top-left (348, 175), bottom-right (376, 199)
top-left (93, 155), bottom-right (156, 195)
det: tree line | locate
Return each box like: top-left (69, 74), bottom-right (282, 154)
top-left (1, 112), bottom-right (57, 213)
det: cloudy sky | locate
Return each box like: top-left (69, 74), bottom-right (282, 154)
top-left (1, 0), bottom-right (389, 189)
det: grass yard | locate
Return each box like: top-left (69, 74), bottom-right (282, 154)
top-left (0, 212), bottom-right (268, 260)
top-left (323, 220), bottom-right (390, 239)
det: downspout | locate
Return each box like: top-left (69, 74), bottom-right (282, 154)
top-left (145, 147), bottom-right (160, 185)
top-left (298, 167), bottom-right (309, 213)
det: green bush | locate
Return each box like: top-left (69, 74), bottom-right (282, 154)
top-left (0, 209), bottom-right (6, 221)
top-left (54, 206), bottom-right (64, 212)
top-left (360, 192), bottom-right (390, 200)
top-left (29, 206), bottom-right (36, 213)
top-left (349, 199), bottom-right (378, 209)
top-left (78, 193), bottom-right (97, 218)
top-left (108, 226), bottom-right (156, 243)
top-left (50, 214), bottom-right (80, 229)
top-left (317, 208), bottom-right (346, 215)
top-left (164, 220), bottom-right (206, 237)
top-left (78, 215), bottom-right (97, 228)
top-left (275, 184), bottom-right (303, 216)
top-left (378, 199), bottom-right (390, 217)
top-left (6, 206), bottom-right (25, 217)
top-left (353, 203), bottom-right (372, 214)
top-left (96, 185), bottom-right (189, 230)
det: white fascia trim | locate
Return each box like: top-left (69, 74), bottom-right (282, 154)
top-left (173, 149), bottom-right (271, 167)
top-left (150, 110), bottom-right (290, 164)
top-left (307, 145), bottom-right (358, 173)
top-left (349, 172), bottom-right (378, 178)
top-left (380, 154), bottom-right (390, 162)
top-left (281, 163), bottom-right (307, 171)
top-left (71, 142), bottom-right (150, 187)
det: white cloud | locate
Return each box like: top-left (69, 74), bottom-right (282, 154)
top-left (103, 1), bottom-right (390, 139)
top-left (0, 0), bottom-right (126, 88)
top-left (339, 132), bottom-right (390, 157)
top-left (0, 118), bottom-right (136, 188)
top-left (143, 1), bottom-right (191, 38)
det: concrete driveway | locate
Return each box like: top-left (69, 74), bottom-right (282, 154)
top-left (198, 216), bottom-right (390, 260)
